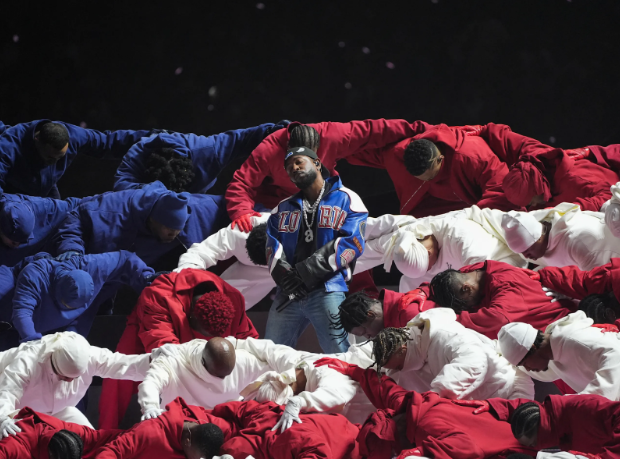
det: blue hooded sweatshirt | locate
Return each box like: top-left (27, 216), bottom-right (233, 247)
top-left (0, 253), bottom-right (52, 322)
top-left (0, 194), bottom-right (82, 267)
top-left (113, 123), bottom-right (275, 194)
top-left (11, 251), bottom-right (154, 343)
top-left (53, 181), bottom-right (230, 265)
top-left (0, 121), bottom-right (9, 135)
top-left (0, 120), bottom-right (150, 198)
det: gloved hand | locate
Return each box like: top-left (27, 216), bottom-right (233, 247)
top-left (55, 251), bottom-right (81, 262)
top-left (605, 202), bottom-right (620, 238)
top-left (450, 399), bottom-right (490, 414)
top-left (522, 268), bottom-right (540, 281)
top-left (313, 357), bottom-right (359, 377)
top-left (564, 147), bottom-right (591, 161)
top-left (0, 417), bottom-right (21, 437)
top-left (592, 323), bottom-right (620, 333)
top-left (266, 120), bottom-right (292, 137)
top-left (231, 211), bottom-right (261, 233)
top-left (141, 408), bottom-right (166, 421)
top-left (150, 343), bottom-right (181, 361)
top-left (272, 262), bottom-right (308, 299)
top-left (272, 396), bottom-right (303, 433)
top-left (144, 271), bottom-right (171, 285)
top-left (542, 287), bottom-right (571, 303)
top-left (401, 288), bottom-right (428, 311)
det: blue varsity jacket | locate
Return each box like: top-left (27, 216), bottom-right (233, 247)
top-left (266, 176), bottom-right (368, 293)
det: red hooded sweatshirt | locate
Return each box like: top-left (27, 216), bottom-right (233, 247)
top-left (224, 119), bottom-right (431, 220)
top-left (0, 407), bottom-right (121, 459)
top-left (488, 394), bottom-right (620, 458)
top-left (347, 124), bottom-right (515, 216)
top-left (538, 259), bottom-right (620, 301)
top-left (94, 398), bottom-right (233, 459)
top-left (453, 261), bottom-right (577, 339)
top-left (98, 269), bottom-right (258, 430)
top-left (348, 366), bottom-right (538, 459)
top-left (214, 400), bottom-right (361, 459)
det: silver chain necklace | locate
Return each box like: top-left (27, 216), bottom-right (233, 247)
top-left (302, 181), bottom-right (326, 242)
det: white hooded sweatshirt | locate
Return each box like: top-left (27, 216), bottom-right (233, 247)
top-left (234, 338), bottom-right (358, 415)
top-left (386, 309), bottom-right (534, 400)
top-left (0, 332), bottom-right (149, 423)
top-left (138, 338), bottom-right (270, 413)
top-left (391, 215), bottom-right (526, 292)
top-left (520, 311), bottom-right (620, 401)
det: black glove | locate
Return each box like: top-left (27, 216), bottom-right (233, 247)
top-left (266, 120), bottom-right (292, 137)
top-left (144, 271), bottom-right (171, 285)
top-left (271, 261), bottom-right (308, 299)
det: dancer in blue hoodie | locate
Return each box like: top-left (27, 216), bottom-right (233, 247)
top-left (0, 194), bottom-right (82, 267)
top-left (53, 181), bottom-right (229, 266)
top-left (114, 122), bottom-right (287, 194)
top-left (0, 120), bottom-right (151, 198)
top-left (10, 251), bottom-right (158, 345)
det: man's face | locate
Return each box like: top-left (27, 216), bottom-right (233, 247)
top-left (383, 344), bottom-right (407, 371)
top-left (519, 349), bottom-right (550, 372)
top-left (454, 272), bottom-right (483, 308)
top-left (181, 423), bottom-right (203, 459)
top-left (0, 231), bottom-right (20, 249)
top-left (517, 430), bottom-right (539, 448)
top-left (285, 155), bottom-right (319, 189)
top-left (35, 140), bottom-right (69, 165)
top-left (521, 233), bottom-right (548, 261)
top-left (350, 303), bottom-right (384, 339)
top-left (51, 355), bottom-right (76, 382)
top-left (419, 235), bottom-right (439, 269)
top-left (414, 149), bottom-right (444, 182)
top-left (148, 218), bottom-right (182, 243)
top-left (526, 194), bottom-right (547, 209)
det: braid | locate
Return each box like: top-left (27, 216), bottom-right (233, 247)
top-left (510, 402), bottom-right (540, 441)
top-left (580, 292), bottom-right (619, 324)
top-left (404, 139), bottom-right (437, 176)
top-left (429, 268), bottom-right (469, 312)
top-left (330, 291), bottom-right (376, 336)
top-left (288, 125), bottom-right (320, 151)
top-left (144, 147), bottom-right (195, 192)
top-left (48, 429), bottom-right (84, 459)
top-left (370, 327), bottom-right (412, 375)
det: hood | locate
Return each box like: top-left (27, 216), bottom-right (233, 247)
top-left (128, 180), bottom-right (174, 232)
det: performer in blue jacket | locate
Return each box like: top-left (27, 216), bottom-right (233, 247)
top-left (0, 193), bottom-right (82, 267)
top-left (0, 253), bottom-right (52, 349)
top-left (265, 146), bottom-right (368, 353)
top-left (0, 121), bottom-right (9, 135)
top-left (0, 120), bottom-right (151, 198)
top-left (53, 181), bottom-right (230, 266)
top-left (114, 122), bottom-right (287, 194)
top-left (10, 250), bottom-right (158, 345)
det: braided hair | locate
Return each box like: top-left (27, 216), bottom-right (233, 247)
top-left (330, 291), bottom-right (377, 341)
top-left (48, 429), bottom-right (84, 459)
top-left (403, 139), bottom-right (438, 176)
top-left (510, 402), bottom-right (540, 442)
top-left (580, 292), bottom-right (620, 324)
top-left (428, 268), bottom-right (470, 312)
top-left (144, 147), bottom-right (196, 192)
top-left (370, 327), bottom-right (412, 375)
top-left (288, 124), bottom-right (320, 151)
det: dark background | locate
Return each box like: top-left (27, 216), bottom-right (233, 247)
top-left (2, 0), bottom-right (620, 210)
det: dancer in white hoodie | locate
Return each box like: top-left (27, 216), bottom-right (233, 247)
top-left (498, 310), bottom-right (620, 400)
top-left (367, 308), bottom-right (534, 400)
top-left (0, 331), bottom-right (150, 432)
